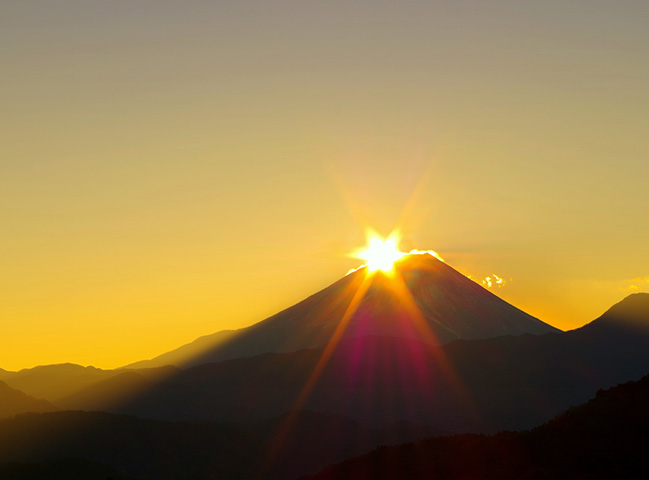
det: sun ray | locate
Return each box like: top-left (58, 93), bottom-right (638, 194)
top-left (378, 268), bottom-right (481, 423)
top-left (260, 271), bottom-right (375, 473)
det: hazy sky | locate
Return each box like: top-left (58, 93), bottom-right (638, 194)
top-left (2, 1), bottom-right (648, 370)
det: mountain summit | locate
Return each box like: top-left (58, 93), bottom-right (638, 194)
top-left (128, 253), bottom-right (558, 369)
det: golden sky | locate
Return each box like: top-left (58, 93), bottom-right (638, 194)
top-left (2, 1), bottom-right (649, 370)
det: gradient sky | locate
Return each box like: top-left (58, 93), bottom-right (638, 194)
top-left (2, 1), bottom-right (649, 370)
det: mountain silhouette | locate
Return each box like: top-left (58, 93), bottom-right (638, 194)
top-left (303, 371), bottom-right (649, 480)
top-left (0, 364), bottom-right (118, 403)
top-left (572, 291), bottom-right (649, 338)
top-left (0, 364), bottom-right (178, 405)
top-left (127, 253), bottom-right (557, 369)
top-left (0, 381), bottom-right (57, 418)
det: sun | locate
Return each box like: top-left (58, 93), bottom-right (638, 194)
top-left (356, 234), bottom-right (405, 273)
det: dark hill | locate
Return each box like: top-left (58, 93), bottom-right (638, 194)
top-left (0, 458), bottom-right (132, 480)
top-left (0, 410), bottom-right (442, 480)
top-left (304, 373), bottom-right (649, 480)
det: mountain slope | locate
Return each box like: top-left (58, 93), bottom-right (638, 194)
top-left (128, 253), bottom-right (557, 369)
top-left (572, 292), bottom-right (649, 336)
top-left (55, 372), bottom-right (153, 411)
top-left (54, 366), bottom-right (179, 411)
top-left (304, 372), bottom-right (649, 479)
top-left (0, 382), bottom-right (57, 418)
top-left (125, 329), bottom-right (238, 370)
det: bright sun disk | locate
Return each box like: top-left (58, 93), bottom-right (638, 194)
top-left (356, 235), bottom-right (405, 273)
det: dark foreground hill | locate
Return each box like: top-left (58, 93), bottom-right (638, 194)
top-left (304, 373), bottom-right (649, 480)
top-left (0, 458), bottom-right (132, 480)
top-left (0, 410), bottom-right (442, 480)
top-left (3, 372), bottom-right (649, 480)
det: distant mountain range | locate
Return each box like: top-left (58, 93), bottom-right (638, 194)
top-left (0, 364), bottom-right (178, 409)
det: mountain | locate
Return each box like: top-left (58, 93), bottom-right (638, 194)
top-left (0, 381), bottom-right (57, 418)
top-left (303, 372), bottom-right (649, 480)
top-left (127, 253), bottom-right (557, 369)
top-left (0, 363), bottom-right (178, 405)
top-left (0, 364), bottom-right (120, 403)
top-left (572, 291), bottom-right (649, 337)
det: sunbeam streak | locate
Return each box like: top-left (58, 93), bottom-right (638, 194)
top-left (260, 271), bottom-right (374, 473)
top-left (382, 269), bottom-right (477, 414)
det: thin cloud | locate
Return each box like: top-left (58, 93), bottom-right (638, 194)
top-left (620, 277), bottom-right (649, 291)
top-left (629, 277), bottom-right (649, 283)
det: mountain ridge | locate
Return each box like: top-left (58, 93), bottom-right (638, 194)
top-left (303, 372), bottom-right (649, 479)
top-left (0, 381), bottom-right (57, 418)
